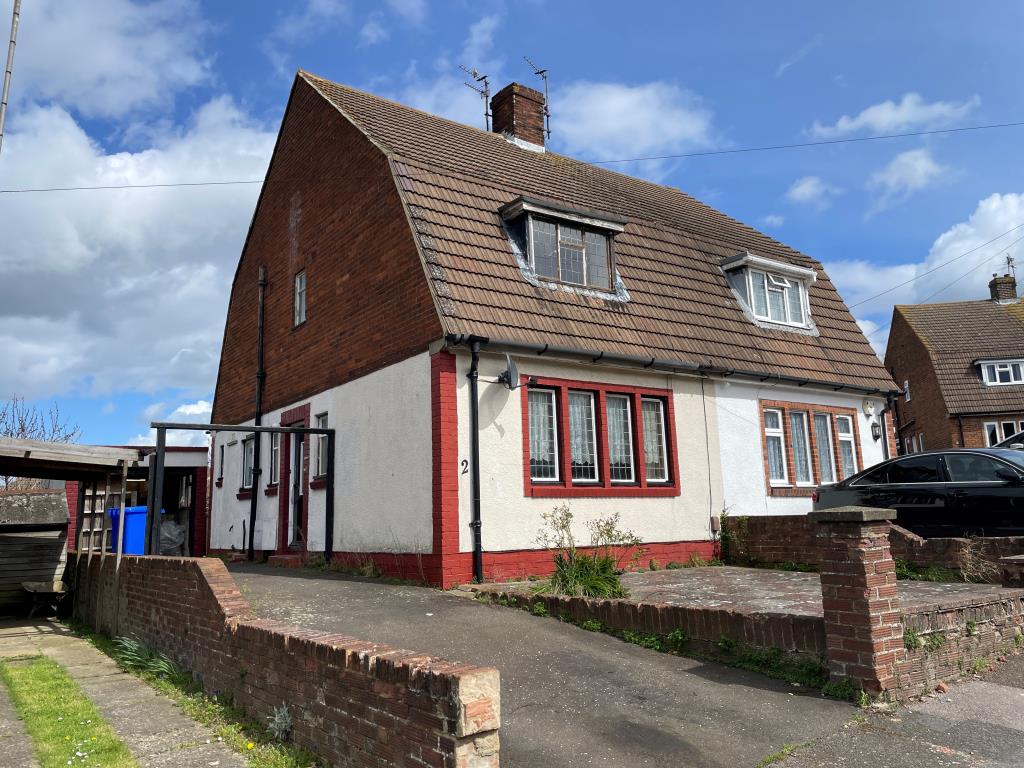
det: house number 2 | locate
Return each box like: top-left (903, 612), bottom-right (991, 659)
top-left (460, 459), bottom-right (469, 475)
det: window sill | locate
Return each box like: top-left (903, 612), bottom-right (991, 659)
top-left (526, 484), bottom-right (680, 499)
top-left (310, 476), bottom-right (327, 490)
top-left (264, 484), bottom-right (279, 497)
top-left (767, 487), bottom-right (815, 498)
top-left (236, 489), bottom-right (253, 500)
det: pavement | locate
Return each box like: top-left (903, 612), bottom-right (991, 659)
top-left (0, 620), bottom-right (246, 768)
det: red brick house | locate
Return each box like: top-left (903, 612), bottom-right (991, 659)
top-left (885, 272), bottom-right (1024, 451)
top-left (209, 71), bottom-right (896, 586)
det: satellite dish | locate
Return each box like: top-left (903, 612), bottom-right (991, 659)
top-left (497, 354), bottom-right (521, 390)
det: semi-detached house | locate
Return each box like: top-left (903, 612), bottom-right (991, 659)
top-left (209, 71), bottom-right (899, 586)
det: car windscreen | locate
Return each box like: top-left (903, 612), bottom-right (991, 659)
top-left (886, 455), bottom-right (942, 483)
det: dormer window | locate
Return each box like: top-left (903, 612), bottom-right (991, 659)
top-left (978, 359), bottom-right (1024, 386)
top-left (500, 196), bottom-right (626, 295)
top-left (722, 252), bottom-right (817, 331)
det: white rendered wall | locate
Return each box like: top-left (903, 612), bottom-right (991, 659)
top-left (454, 351), bottom-right (724, 552)
top-left (209, 352), bottom-right (433, 553)
top-left (714, 379), bottom-right (888, 516)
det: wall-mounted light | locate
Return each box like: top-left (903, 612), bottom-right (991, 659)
top-left (871, 422), bottom-right (882, 441)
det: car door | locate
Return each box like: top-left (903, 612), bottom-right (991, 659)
top-left (879, 455), bottom-right (949, 537)
top-left (942, 452), bottom-right (1024, 536)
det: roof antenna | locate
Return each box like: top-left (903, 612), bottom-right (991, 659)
top-left (459, 65), bottom-right (490, 131)
top-left (523, 56), bottom-right (551, 140)
top-left (1007, 254), bottom-right (1016, 278)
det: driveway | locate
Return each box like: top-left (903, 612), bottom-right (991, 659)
top-left (231, 564), bottom-right (853, 768)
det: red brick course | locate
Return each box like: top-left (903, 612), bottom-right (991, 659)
top-left (73, 556), bottom-right (500, 767)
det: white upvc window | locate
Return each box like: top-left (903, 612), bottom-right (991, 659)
top-left (641, 397), bottom-right (669, 483)
top-left (241, 437), bottom-right (254, 488)
top-left (294, 271), bottom-right (307, 326)
top-left (528, 389), bottom-right (559, 481)
top-left (314, 413), bottom-right (328, 476)
top-left (606, 394), bottom-right (635, 483)
top-left (813, 413), bottom-right (837, 485)
top-left (918, 432), bottom-right (926, 452)
top-left (980, 360), bottom-right (1024, 386)
top-left (984, 422), bottom-right (1000, 447)
top-left (789, 411), bottom-right (814, 486)
top-left (904, 380), bottom-right (911, 402)
top-left (268, 432), bottom-right (280, 485)
top-left (836, 415), bottom-right (858, 479)
top-left (763, 408), bottom-right (788, 486)
top-left (568, 391), bottom-right (599, 482)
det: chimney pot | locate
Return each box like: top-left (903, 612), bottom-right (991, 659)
top-left (490, 82), bottom-right (546, 148)
top-left (989, 273), bottom-right (1018, 302)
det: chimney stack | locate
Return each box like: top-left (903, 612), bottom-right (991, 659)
top-left (490, 83), bottom-right (546, 148)
top-left (989, 273), bottom-right (1018, 302)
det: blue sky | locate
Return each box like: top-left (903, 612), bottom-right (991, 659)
top-left (1, 0), bottom-right (1022, 445)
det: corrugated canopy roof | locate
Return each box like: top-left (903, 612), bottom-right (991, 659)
top-left (300, 71), bottom-right (896, 393)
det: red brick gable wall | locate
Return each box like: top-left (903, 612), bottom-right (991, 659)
top-left (884, 311), bottom-right (959, 449)
top-left (212, 78), bottom-right (442, 425)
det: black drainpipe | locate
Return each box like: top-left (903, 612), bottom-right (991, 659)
top-left (247, 265), bottom-right (267, 561)
top-left (467, 335), bottom-right (487, 583)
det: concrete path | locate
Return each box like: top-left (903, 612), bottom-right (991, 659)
top-left (0, 620), bottom-right (246, 768)
top-left (231, 564), bottom-right (855, 768)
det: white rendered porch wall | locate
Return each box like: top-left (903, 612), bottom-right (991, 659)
top-left (209, 352), bottom-right (433, 553)
top-left (454, 351), bottom-right (725, 552)
top-left (714, 380), bottom-right (888, 516)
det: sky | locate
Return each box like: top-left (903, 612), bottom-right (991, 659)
top-left (1, 0), bottom-right (1022, 446)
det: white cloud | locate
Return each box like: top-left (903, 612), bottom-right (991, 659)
top-left (0, 99), bottom-right (274, 400)
top-left (129, 399), bottom-right (212, 446)
top-left (760, 214), bottom-right (785, 228)
top-left (360, 14), bottom-right (390, 45)
top-left (10, 0), bottom-right (210, 119)
top-left (866, 148), bottom-right (949, 214)
top-left (385, 0), bottom-right (426, 24)
top-left (263, 0), bottom-right (350, 78)
top-left (828, 194), bottom-right (1024, 348)
top-left (810, 92), bottom-right (979, 138)
top-left (785, 176), bottom-right (843, 209)
top-left (775, 35), bottom-right (823, 78)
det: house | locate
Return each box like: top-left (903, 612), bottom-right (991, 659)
top-left (209, 72), bottom-right (897, 586)
top-left (885, 272), bottom-right (1024, 450)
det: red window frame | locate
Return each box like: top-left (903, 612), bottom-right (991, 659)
top-left (521, 375), bottom-right (680, 498)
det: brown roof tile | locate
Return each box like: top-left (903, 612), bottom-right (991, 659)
top-left (301, 72), bottom-right (896, 392)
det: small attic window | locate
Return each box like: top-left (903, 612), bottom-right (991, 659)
top-left (722, 252), bottom-right (817, 330)
top-left (500, 196), bottom-right (626, 294)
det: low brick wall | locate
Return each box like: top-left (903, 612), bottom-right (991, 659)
top-left (74, 556), bottom-right (500, 767)
top-left (897, 592), bottom-right (1024, 698)
top-left (480, 589), bottom-right (826, 661)
top-left (722, 514), bottom-right (1024, 582)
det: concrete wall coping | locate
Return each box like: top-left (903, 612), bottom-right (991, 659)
top-left (808, 506), bottom-right (895, 524)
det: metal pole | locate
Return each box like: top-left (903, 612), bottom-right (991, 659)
top-left (149, 427), bottom-right (166, 555)
top-left (0, 0), bottom-right (20, 156)
top-left (324, 431), bottom-right (335, 562)
top-left (468, 338), bottom-right (484, 583)
top-left (115, 470), bottom-right (127, 569)
top-left (248, 265), bottom-right (267, 560)
top-left (97, 473), bottom-right (111, 560)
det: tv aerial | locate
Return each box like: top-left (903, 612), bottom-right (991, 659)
top-left (523, 56), bottom-right (551, 140)
top-left (460, 64), bottom-right (491, 130)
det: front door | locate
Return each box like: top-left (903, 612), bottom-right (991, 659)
top-left (289, 436), bottom-right (304, 547)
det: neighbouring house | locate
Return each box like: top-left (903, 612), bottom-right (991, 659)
top-left (885, 272), bottom-right (1024, 451)
top-left (209, 71), bottom-right (897, 586)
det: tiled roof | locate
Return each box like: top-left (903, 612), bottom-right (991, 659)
top-left (895, 299), bottom-right (1024, 414)
top-left (300, 71), bottom-right (896, 393)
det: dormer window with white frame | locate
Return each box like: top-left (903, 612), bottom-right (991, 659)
top-left (500, 196), bottom-right (627, 296)
top-left (978, 359), bottom-right (1024, 386)
top-left (722, 252), bottom-right (817, 331)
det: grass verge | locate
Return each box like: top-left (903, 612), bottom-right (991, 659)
top-left (67, 622), bottom-right (322, 768)
top-left (0, 654), bottom-right (138, 768)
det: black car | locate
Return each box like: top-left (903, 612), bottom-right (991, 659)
top-left (812, 448), bottom-right (1024, 537)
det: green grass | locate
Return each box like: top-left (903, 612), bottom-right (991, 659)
top-left (894, 559), bottom-right (962, 583)
top-left (0, 655), bottom-right (138, 768)
top-left (756, 743), bottom-right (801, 767)
top-left (70, 624), bottom-right (322, 768)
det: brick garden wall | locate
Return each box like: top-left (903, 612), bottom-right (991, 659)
top-left (73, 556), bottom-right (500, 767)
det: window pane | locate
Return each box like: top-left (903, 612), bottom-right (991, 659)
top-left (766, 435), bottom-right (786, 482)
top-left (998, 366), bottom-right (1012, 383)
top-left (789, 412), bottom-right (812, 484)
top-left (559, 226), bottom-right (585, 284)
top-left (1014, 363), bottom-right (1022, 381)
top-left (642, 398), bottom-right (668, 482)
top-left (945, 454), bottom-right (1008, 482)
top-left (839, 440), bottom-right (856, 479)
top-left (814, 413), bottom-right (836, 484)
top-left (528, 390), bottom-right (558, 480)
top-left (985, 364), bottom-right (997, 383)
top-left (606, 395), bottom-right (634, 482)
top-left (294, 272), bottom-right (307, 325)
top-left (584, 232), bottom-right (610, 289)
top-left (768, 288), bottom-right (786, 322)
top-left (764, 410), bottom-right (780, 430)
top-left (568, 392), bottom-right (598, 481)
top-left (786, 282), bottom-right (804, 324)
top-left (836, 416), bottom-right (852, 436)
top-left (888, 455), bottom-right (941, 483)
top-left (1002, 422), bottom-right (1017, 440)
top-left (727, 269), bottom-right (749, 304)
top-left (531, 219), bottom-right (558, 279)
top-left (269, 433), bottom-right (279, 484)
top-left (985, 423), bottom-right (999, 446)
top-left (751, 271), bottom-right (768, 317)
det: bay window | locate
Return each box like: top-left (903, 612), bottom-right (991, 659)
top-left (524, 378), bottom-right (678, 497)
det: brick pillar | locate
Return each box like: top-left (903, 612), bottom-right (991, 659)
top-left (810, 506), bottom-right (905, 696)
